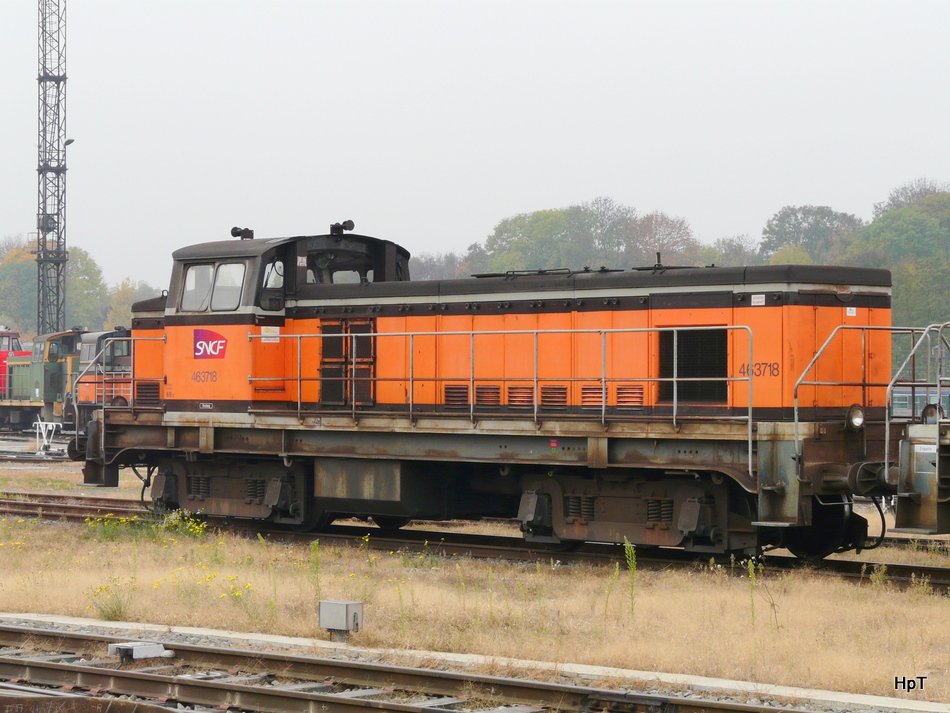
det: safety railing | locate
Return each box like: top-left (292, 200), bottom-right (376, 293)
top-left (793, 323), bottom-right (950, 468)
top-left (248, 325), bottom-right (755, 473)
top-left (883, 321), bottom-right (950, 470)
top-left (71, 336), bottom-right (165, 430)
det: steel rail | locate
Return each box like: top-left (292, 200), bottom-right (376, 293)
top-left (0, 495), bottom-right (148, 522)
top-left (0, 492), bottom-right (144, 509)
top-left (0, 624), bottom-right (813, 713)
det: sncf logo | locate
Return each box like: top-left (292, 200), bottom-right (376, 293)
top-left (194, 329), bottom-right (228, 359)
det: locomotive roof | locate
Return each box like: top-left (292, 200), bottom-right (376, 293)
top-left (569, 263), bottom-right (892, 287)
top-left (172, 233), bottom-right (410, 261)
top-left (169, 231), bottom-right (890, 290)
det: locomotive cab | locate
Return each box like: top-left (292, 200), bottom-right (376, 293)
top-left (11, 329), bottom-right (85, 424)
top-left (168, 225), bottom-right (410, 317)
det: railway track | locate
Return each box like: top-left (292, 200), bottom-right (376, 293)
top-left (0, 448), bottom-right (68, 463)
top-left (0, 621), bottom-right (847, 713)
top-left (0, 431), bottom-right (71, 462)
top-left (0, 492), bottom-right (148, 522)
top-left (1, 492), bottom-right (948, 592)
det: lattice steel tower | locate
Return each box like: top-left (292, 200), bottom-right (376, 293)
top-left (36, 0), bottom-right (68, 334)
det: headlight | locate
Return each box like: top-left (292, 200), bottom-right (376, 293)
top-left (921, 403), bottom-right (943, 424)
top-left (846, 403), bottom-right (865, 430)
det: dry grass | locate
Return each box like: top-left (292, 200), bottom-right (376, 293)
top-left (0, 509), bottom-right (947, 702)
top-left (0, 460), bottom-right (143, 499)
top-left (0, 463), bottom-right (948, 700)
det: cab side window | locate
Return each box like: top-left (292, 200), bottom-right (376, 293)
top-left (260, 258), bottom-right (285, 311)
top-left (262, 258), bottom-right (284, 289)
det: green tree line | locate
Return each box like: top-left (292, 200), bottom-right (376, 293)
top-left (0, 237), bottom-right (160, 340)
top-left (411, 179), bottom-right (950, 329)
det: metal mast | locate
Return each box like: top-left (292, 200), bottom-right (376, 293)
top-left (36, 0), bottom-right (68, 335)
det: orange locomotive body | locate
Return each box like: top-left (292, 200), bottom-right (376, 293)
top-left (78, 223), bottom-right (950, 556)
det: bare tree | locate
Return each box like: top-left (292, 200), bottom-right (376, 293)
top-left (410, 252), bottom-right (466, 280)
top-left (702, 234), bottom-right (762, 267)
top-left (873, 177), bottom-right (950, 217)
top-left (628, 212), bottom-right (700, 265)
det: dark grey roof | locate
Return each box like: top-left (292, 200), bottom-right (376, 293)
top-left (172, 235), bottom-right (299, 261)
top-left (171, 233), bottom-right (410, 262)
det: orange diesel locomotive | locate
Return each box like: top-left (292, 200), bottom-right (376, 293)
top-left (77, 223), bottom-right (950, 557)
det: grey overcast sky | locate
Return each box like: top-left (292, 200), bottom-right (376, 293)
top-left (1, 0), bottom-right (948, 288)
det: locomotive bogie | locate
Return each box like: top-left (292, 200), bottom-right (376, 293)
top-left (518, 472), bottom-right (758, 553)
top-left (151, 457), bottom-right (311, 524)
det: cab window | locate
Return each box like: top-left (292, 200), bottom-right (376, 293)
top-left (181, 262), bottom-right (246, 312)
top-left (305, 251), bottom-right (374, 285)
top-left (103, 338), bottom-right (131, 371)
top-left (181, 264), bottom-right (214, 311)
top-left (210, 263), bottom-right (246, 311)
top-left (80, 343), bottom-right (96, 365)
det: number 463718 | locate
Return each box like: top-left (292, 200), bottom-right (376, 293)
top-left (738, 362), bottom-right (780, 377)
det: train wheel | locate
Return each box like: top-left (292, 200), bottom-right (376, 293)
top-left (371, 515), bottom-right (411, 530)
top-left (784, 495), bottom-right (852, 560)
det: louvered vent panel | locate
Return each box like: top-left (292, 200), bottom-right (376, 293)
top-left (475, 385), bottom-right (501, 406)
top-left (507, 385), bottom-right (534, 408)
top-left (541, 385), bottom-right (568, 408)
top-left (246, 479), bottom-right (266, 501)
top-left (187, 476), bottom-right (211, 498)
top-left (646, 498), bottom-right (674, 523)
top-left (565, 495), bottom-right (596, 521)
top-left (443, 384), bottom-right (469, 407)
top-left (136, 382), bottom-right (160, 404)
top-left (617, 384), bottom-right (645, 408)
top-left (581, 385), bottom-right (605, 408)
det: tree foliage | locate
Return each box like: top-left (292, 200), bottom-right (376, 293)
top-left (0, 235), bottom-right (159, 340)
top-left (474, 198), bottom-right (698, 274)
top-left (104, 279), bottom-right (160, 329)
top-left (409, 252), bottom-right (467, 281)
top-left (697, 235), bottom-right (762, 267)
top-left (65, 246), bottom-right (110, 331)
top-left (891, 257), bottom-right (950, 330)
top-left (759, 205), bottom-right (864, 262)
top-left (0, 243), bottom-right (38, 335)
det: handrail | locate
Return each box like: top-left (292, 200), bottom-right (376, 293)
top-left (792, 323), bottom-right (950, 479)
top-left (792, 325), bottom-right (921, 464)
top-left (248, 325), bottom-right (755, 478)
top-left (883, 321), bottom-right (950, 470)
top-left (71, 336), bottom-right (165, 434)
